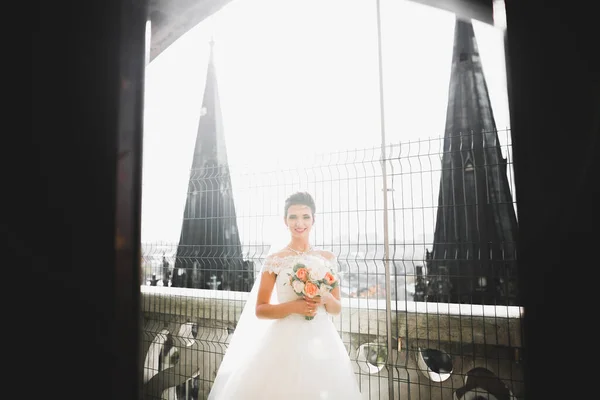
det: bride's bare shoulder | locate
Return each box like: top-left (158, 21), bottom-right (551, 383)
top-left (314, 249), bottom-right (336, 261)
top-left (267, 248), bottom-right (295, 260)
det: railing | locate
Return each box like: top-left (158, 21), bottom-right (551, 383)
top-left (140, 130), bottom-right (524, 399)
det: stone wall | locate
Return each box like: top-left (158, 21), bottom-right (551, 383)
top-left (141, 286), bottom-right (524, 399)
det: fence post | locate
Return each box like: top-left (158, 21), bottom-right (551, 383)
top-left (375, 0), bottom-right (395, 398)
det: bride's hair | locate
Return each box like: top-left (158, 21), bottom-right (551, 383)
top-left (284, 191), bottom-right (316, 217)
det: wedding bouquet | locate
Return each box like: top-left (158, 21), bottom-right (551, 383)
top-left (287, 259), bottom-right (339, 320)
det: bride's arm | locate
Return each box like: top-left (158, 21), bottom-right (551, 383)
top-left (323, 286), bottom-right (342, 315)
top-left (255, 272), bottom-right (307, 319)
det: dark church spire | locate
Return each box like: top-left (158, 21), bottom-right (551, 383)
top-left (423, 18), bottom-right (519, 305)
top-left (172, 41), bottom-right (249, 291)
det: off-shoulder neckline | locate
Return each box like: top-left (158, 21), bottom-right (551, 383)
top-left (266, 251), bottom-right (335, 262)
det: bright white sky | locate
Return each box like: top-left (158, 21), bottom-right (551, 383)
top-left (141, 0), bottom-right (511, 250)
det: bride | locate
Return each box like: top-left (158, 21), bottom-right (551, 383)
top-left (208, 191), bottom-right (362, 399)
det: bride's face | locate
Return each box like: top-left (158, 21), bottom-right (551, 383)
top-left (285, 204), bottom-right (314, 239)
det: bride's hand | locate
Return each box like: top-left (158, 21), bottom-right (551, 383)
top-left (304, 293), bottom-right (332, 306)
top-left (292, 297), bottom-right (318, 317)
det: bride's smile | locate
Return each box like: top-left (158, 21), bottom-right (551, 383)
top-left (285, 204), bottom-right (314, 239)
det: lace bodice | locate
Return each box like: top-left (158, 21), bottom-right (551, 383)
top-left (262, 252), bottom-right (339, 306)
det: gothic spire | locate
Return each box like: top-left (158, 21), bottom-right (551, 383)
top-left (172, 40), bottom-right (246, 291)
top-left (424, 17), bottom-right (518, 305)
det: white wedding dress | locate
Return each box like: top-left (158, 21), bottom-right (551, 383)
top-left (208, 252), bottom-right (362, 400)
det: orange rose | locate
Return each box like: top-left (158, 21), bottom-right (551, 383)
top-left (295, 267), bottom-right (308, 282)
top-left (324, 272), bottom-right (336, 285)
top-left (303, 281), bottom-right (319, 298)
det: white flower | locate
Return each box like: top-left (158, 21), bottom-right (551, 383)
top-left (318, 284), bottom-right (331, 297)
top-left (292, 280), bottom-right (305, 294)
top-left (309, 264), bottom-right (327, 281)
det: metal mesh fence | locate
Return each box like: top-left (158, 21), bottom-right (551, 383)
top-left (141, 129), bottom-right (523, 399)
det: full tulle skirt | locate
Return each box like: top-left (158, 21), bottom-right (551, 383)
top-left (208, 312), bottom-right (362, 400)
